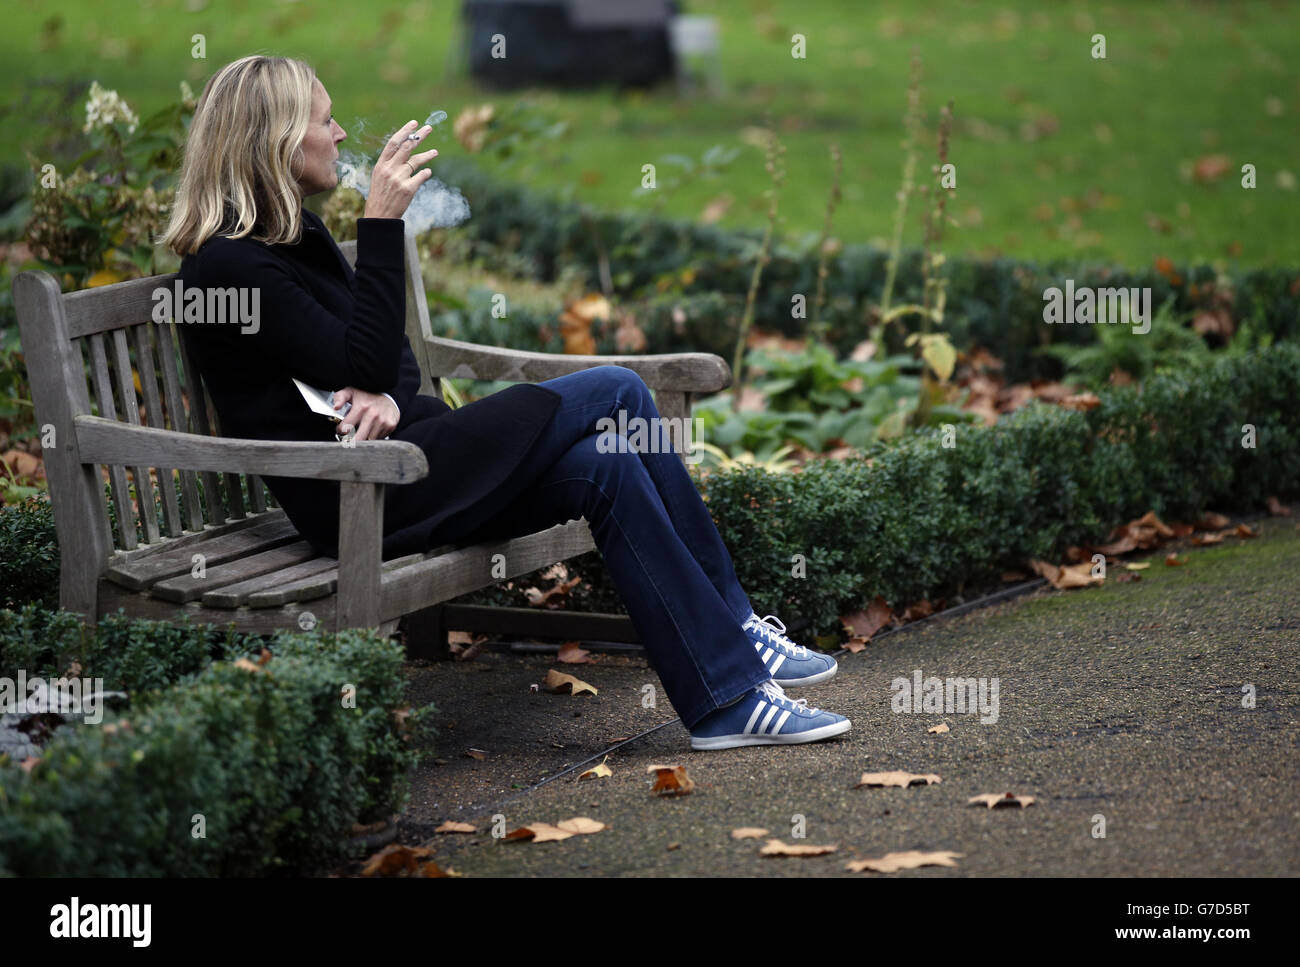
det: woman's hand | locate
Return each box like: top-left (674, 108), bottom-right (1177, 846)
top-left (363, 120), bottom-right (438, 220)
top-left (332, 387), bottom-right (399, 441)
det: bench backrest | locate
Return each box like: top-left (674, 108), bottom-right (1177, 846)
top-left (12, 229), bottom-right (436, 565)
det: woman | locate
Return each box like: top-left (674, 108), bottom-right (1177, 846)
top-left (159, 55), bottom-right (850, 750)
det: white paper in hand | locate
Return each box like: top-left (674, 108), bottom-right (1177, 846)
top-left (291, 378), bottom-right (351, 422)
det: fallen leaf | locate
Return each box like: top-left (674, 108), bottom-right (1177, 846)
top-left (900, 599), bottom-right (935, 622)
top-left (1196, 512), bottom-right (1230, 530)
top-left (967, 792), bottom-right (1036, 809)
top-left (1134, 511), bottom-right (1175, 537)
top-left (19, 757), bottom-right (39, 774)
top-left (1234, 524), bottom-right (1257, 538)
top-left (1029, 559), bottom-right (1103, 590)
top-left (524, 575), bottom-right (583, 608)
top-left (856, 771), bottom-right (942, 788)
top-left (927, 723), bottom-right (950, 734)
top-left (557, 641), bottom-right (594, 664)
top-left (504, 823), bottom-right (573, 843)
top-left (256, 647), bottom-right (272, 667)
top-left (466, 748), bottom-right (487, 760)
top-left (434, 821), bottom-right (477, 834)
top-left (1123, 562), bottom-right (1150, 571)
top-left (578, 760), bottom-right (612, 780)
top-left (666, 842), bottom-right (681, 851)
top-left (1094, 534), bottom-right (1138, 556)
top-left (1266, 496), bottom-right (1291, 516)
top-left (647, 764), bottom-right (695, 796)
top-left (1190, 532), bottom-right (1224, 545)
top-left (361, 843), bottom-right (436, 876)
top-left (1061, 392), bottom-right (1101, 411)
top-left (232, 658), bottom-right (262, 673)
top-left (1192, 154), bottom-right (1231, 183)
top-left (759, 839), bottom-right (838, 857)
top-left (847, 850), bottom-right (963, 873)
top-left (1165, 553), bottom-right (1185, 566)
top-left (843, 636), bottom-right (868, 654)
top-left (840, 595), bottom-right (894, 640)
top-left (543, 669), bottom-right (598, 696)
top-left (555, 817), bottom-right (605, 835)
top-left (731, 827), bottom-right (770, 840)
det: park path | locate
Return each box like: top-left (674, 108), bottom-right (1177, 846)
top-left (392, 513), bottom-right (1299, 876)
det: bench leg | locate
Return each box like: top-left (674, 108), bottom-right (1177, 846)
top-left (401, 603), bottom-right (450, 661)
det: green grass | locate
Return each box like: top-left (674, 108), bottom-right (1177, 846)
top-left (3, 0), bottom-right (1298, 267)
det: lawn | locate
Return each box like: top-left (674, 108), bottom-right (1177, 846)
top-left (3, 0), bottom-right (1298, 267)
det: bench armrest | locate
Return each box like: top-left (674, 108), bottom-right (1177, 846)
top-left (423, 335), bottom-right (732, 394)
top-left (73, 415), bottom-right (428, 485)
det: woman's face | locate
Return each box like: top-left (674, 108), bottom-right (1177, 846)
top-left (294, 78), bottom-right (346, 197)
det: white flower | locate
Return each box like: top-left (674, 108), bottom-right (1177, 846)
top-left (83, 80), bottom-right (139, 135)
top-left (179, 80), bottom-right (196, 110)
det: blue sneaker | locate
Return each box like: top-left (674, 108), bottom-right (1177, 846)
top-left (690, 680), bottom-right (851, 750)
top-left (743, 612), bottom-right (837, 686)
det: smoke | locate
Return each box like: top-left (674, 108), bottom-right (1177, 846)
top-left (334, 109), bottom-right (470, 235)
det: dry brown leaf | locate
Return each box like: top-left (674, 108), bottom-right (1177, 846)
top-left (731, 827), bottom-right (770, 840)
top-left (856, 771), bottom-right (942, 788)
top-left (1060, 392), bottom-right (1101, 411)
top-left (840, 595), bottom-right (894, 640)
top-left (759, 839), bottom-right (838, 857)
top-left (255, 648), bottom-right (273, 667)
top-left (1190, 532), bottom-right (1224, 546)
top-left (1123, 562), bottom-right (1150, 571)
top-left (900, 599), bottom-right (935, 622)
top-left (555, 816), bottom-right (605, 835)
top-left (927, 723), bottom-right (950, 735)
top-left (1133, 511), bottom-right (1175, 538)
top-left (524, 575), bottom-right (583, 608)
top-left (1093, 534), bottom-right (1138, 556)
top-left (557, 641), bottom-right (594, 664)
top-left (843, 636), bottom-right (868, 654)
top-left (1165, 553), bottom-right (1185, 566)
top-left (1197, 511), bottom-right (1231, 530)
top-left (543, 669), bottom-right (597, 696)
top-left (504, 823), bottom-right (574, 843)
top-left (647, 764), bottom-right (695, 796)
top-left (1266, 496), bottom-right (1292, 516)
top-left (1234, 523), bottom-right (1257, 538)
top-left (1029, 559), bottom-right (1103, 590)
top-left (465, 748), bottom-right (487, 760)
top-left (578, 760), bottom-right (612, 780)
top-left (434, 821), bottom-right (477, 834)
top-left (847, 850), bottom-right (963, 873)
top-left (361, 843), bottom-right (436, 876)
top-left (19, 757), bottom-right (39, 774)
top-left (967, 792), bottom-right (1036, 809)
top-left (1168, 521), bottom-right (1195, 537)
top-left (232, 658), bottom-right (262, 674)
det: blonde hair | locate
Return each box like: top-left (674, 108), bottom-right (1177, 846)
top-left (159, 55), bottom-right (318, 256)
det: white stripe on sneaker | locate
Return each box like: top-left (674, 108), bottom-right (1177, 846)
top-left (768, 654), bottom-right (786, 676)
top-left (743, 701), bottom-right (765, 734)
top-left (757, 705), bottom-right (779, 734)
top-left (770, 710), bottom-right (792, 735)
top-left (759, 647), bottom-right (774, 665)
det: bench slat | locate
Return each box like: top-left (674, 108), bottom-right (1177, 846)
top-left (103, 513), bottom-right (301, 590)
top-left (175, 326), bottom-right (228, 525)
top-left (86, 332), bottom-right (138, 550)
top-left (155, 323), bottom-right (206, 532)
top-left (132, 322), bottom-right (184, 537)
top-left (150, 540), bottom-right (320, 603)
top-left (241, 550), bottom-right (429, 609)
top-left (112, 326), bottom-right (161, 544)
top-left (201, 555), bottom-right (341, 608)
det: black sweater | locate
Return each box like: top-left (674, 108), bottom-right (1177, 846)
top-left (179, 208), bottom-right (560, 558)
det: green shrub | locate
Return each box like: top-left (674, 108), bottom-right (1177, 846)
top-left (0, 496), bottom-right (59, 610)
top-left (0, 619), bottom-right (424, 876)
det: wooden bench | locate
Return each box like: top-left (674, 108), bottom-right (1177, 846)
top-left (12, 231), bottom-right (731, 656)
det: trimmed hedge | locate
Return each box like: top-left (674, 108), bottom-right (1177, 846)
top-left (3, 345), bottom-right (1297, 643)
top-left (0, 608), bottom-right (426, 876)
top-left (427, 156), bottom-right (1300, 381)
top-left (696, 342), bottom-right (1300, 632)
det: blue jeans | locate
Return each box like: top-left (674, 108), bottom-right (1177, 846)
top-left (457, 366), bottom-right (771, 729)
